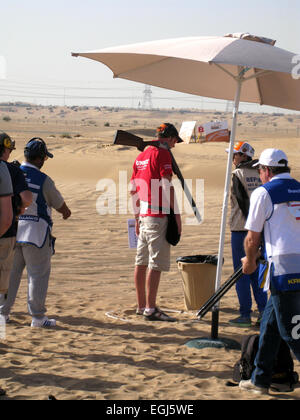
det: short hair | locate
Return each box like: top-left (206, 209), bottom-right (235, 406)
top-left (269, 166), bottom-right (291, 175)
top-left (268, 160), bottom-right (290, 174)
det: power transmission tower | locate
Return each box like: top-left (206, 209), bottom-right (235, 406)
top-left (142, 85), bottom-right (153, 110)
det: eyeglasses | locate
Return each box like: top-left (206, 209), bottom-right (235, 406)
top-left (257, 165), bottom-right (267, 174)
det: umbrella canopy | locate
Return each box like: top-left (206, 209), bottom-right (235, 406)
top-left (72, 35), bottom-right (300, 111)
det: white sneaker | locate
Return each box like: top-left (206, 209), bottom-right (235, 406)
top-left (239, 379), bottom-right (269, 395)
top-left (31, 316), bottom-right (56, 328)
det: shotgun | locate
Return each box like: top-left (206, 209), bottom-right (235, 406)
top-left (197, 258), bottom-right (267, 319)
top-left (114, 130), bottom-right (202, 223)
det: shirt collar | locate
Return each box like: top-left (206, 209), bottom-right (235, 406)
top-left (21, 161), bottom-right (40, 171)
top-left (270, 173), bottom-right (292, 181)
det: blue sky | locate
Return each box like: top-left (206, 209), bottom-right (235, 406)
top-left (1, 0), bottom-right (300, 110)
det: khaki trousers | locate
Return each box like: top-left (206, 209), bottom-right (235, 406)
top-left (0, 237), bottom-right (16, 294)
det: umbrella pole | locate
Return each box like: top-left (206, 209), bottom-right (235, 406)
top-left (211, 77), bottom-right (243, 340)
top-left (186, 76), bottom-right (244, 351)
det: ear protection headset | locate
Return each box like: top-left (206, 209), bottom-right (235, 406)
top-left (0, 132), bottom-right (16, 155)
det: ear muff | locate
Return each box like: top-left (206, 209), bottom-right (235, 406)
top-left (3, 137), bottom-right (15, 150)
top-left (0, 133), bottom-right (15, 150)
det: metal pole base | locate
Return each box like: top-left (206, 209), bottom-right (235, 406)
top-left (185, 309), bottom-right (240, 350)
top-left (185, 337), bottom-right (241, 350)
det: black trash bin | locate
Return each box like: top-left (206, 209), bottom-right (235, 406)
top-left (176, 255), bottom-right (218, 310)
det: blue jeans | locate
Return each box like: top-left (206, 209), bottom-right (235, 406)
top-left (231, 231), bottom-right (267, 318)
top-left (252, 287), bottom-right (300, 388)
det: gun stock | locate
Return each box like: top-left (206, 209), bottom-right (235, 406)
top-left (114, 130), bottom-right (153, 152)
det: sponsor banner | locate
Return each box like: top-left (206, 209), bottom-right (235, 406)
top-left (198, 121), bottom-right (230, 143)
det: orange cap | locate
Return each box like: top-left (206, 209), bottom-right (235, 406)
top-left (226, 141), bottom-right (254, 158)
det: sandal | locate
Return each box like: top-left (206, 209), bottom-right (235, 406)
top-left (144, 308), bottom-right (177, 322)
top-left (136, 308), bottom-right (145, 316)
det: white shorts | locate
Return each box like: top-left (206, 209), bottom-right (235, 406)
top-left (135, 216), bottom-right (171, 272)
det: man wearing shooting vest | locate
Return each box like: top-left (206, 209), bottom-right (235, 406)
top-left (0, 138), bottom-right (71, 328)
top-left (240, 148), bottom-right (300, 395)
top-left (228, 141), bottom-right (267, 327)
top-left (0, 132), bottom-right (32, 314)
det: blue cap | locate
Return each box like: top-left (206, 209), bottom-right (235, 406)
top-left (24, 138), bottom-right (53, 159)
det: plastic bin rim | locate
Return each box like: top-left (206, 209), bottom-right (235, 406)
top-left (176, 255), bottom-right (218, 266)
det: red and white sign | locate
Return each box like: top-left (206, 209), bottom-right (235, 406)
top-left (200, 121), bottom-right (230, 143)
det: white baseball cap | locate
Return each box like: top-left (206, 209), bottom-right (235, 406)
top-left (252, 148), bottom-right (288, 167)
top-left (226, 141), bottom-right (255, 158)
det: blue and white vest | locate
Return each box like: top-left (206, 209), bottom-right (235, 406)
top-left (261, 178), bottom-right (300, 292)
top-left (17, 164), bottom-right (52, 248)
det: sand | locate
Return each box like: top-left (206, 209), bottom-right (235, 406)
top-left (0, 106), bottom-right (300, 400)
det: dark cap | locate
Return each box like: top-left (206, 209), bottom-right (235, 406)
top-left (0, 132), bottom-right (16, 150)
top-left (156, 123), bottom-right (183, 143)
top-left (24, 137), bottom-right (53, 159)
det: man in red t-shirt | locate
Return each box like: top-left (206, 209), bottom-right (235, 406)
top-left (130, 123), bottom-right (182, 322)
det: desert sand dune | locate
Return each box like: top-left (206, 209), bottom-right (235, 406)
top-left (0, 106), bottom-right (300, 400)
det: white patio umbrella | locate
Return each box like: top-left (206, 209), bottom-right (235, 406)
top-left (72, 34), bottom-right (300, 344)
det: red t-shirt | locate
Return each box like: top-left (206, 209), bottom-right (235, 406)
top-left (130, 143), bottom-right (173, 217)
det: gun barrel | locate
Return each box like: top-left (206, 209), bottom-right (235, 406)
top-left (169, 150), bottom-right (202, 223)
top-left (197, 266), bottom-right (243, 319)
top-left (197, 258), bottom-right (267, 319)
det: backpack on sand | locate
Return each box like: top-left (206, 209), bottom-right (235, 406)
top-left (233, 334), bottom-right (299, 391)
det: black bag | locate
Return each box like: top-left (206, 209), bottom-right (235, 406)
top-left (233, 334), bottom-right (298, 390)
top-left (233, 334), bottom-right (259, 382)
top-left (166, 208), bottom-right (180, 246)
